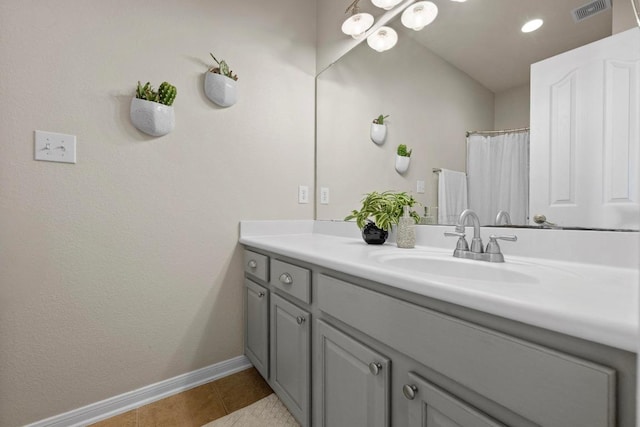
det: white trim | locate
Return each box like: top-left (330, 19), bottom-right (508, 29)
top-left (26, 355), bottom-right (252, 427)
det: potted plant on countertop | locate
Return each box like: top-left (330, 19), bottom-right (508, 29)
top-left (395, 143), bottom-right (412, 174)
top-left (370, 114), bottom-right (389, 145)
top-left (130, 81), bottom-right (177, 137)
top-left (204, 53), bottom-right (238, 107)
top-left (345, 190), bottom-right (420, 244)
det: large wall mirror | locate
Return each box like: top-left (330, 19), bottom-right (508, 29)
top-left (316, 0), bottom-right (639, 230)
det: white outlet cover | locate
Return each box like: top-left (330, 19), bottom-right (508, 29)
top-left (298, 185), bottom-right (309, 204)
top-left (34, 130), bottom-right (77, 164)
top-left (416, 180), bottom-right (425, 194)
top-left (320, 187), bottom-right (330, 204)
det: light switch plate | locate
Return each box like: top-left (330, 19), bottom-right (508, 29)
top-left (417, 180), bottom-right (425, 193)
top-left (34, 130), bottom-right (76, 164)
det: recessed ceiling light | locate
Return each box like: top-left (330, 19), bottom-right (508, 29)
top-left (521, 18), bottom-right (543, 33)
top-left (450, 0), bottom-right (467, 2)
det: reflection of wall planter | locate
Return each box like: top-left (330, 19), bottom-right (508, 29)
top-left (370, 123), bottom-right (387, 145)
top-left (395, 155), bottom-right (410, 174)
top-left (130, 98), bottom-right (175, 137)
top-left (204, 72), bottom-right (237, 107)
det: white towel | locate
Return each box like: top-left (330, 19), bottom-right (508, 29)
top-left (437, 169), bottom-right (468, 225)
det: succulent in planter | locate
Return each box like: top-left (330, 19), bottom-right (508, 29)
top-left (344, 190), bottom-right (420, 233)
top-left (135, 81), bottom-right (177, 106)
top-left (397, 143), bottom-right (412, 157)
top-left (209, 53), bottom-right (238, 81)
top-left (373, 114), bottom-right (389, 125)
top-left (131, 81), bottom-right (177, 137)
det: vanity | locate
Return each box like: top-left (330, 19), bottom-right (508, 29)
top-left (239, 220), bottom-right (638, 427)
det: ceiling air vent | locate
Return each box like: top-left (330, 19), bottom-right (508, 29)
top-left (571, 0), bottom-right (611, 22)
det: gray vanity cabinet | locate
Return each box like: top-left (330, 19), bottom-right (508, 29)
top-left (244, 279), bottom-right (269, 379)
top-left (270, 293), bottom-right (311, 427)
top-left (403, 372), bottom-right (505, 427)
top-left (316, 320), bottom-right (390, 427)
top-left (242, 246), bottom-right (636, 427)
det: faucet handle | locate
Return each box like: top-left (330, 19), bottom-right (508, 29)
top-left (486, 234), bottom-right (517, 254)
top-left (444, 231), bottom-right (469, 251)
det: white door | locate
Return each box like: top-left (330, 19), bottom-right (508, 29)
top-left (530, 27), bottom-right (639, 230)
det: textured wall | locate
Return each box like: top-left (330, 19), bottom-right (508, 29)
top-left (0, 1), bottom-right (315, 425)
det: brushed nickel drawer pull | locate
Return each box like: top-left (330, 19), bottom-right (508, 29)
top-left (279, 273), bottom-right (293, 285)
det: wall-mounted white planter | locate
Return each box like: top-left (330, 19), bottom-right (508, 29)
top-left (130, 98), bottom-right (175, 137)
top-left (395, 155), bottom-right (410, 174)
top-left (204, 72), bottom-right (237, 107)
top-left (370, 123), bottom-right (387, 145)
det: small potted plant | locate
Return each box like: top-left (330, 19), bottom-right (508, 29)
top-left (370, 114), bottom-right (389, 145)
top-left (395, 143), bottom-right (412, 174)
top-left (344, 190), bottom-right (420, 244)
top-left (130, 81), bottom-right (177, 137)
top-left (204, 53), bottom-right (238, 107)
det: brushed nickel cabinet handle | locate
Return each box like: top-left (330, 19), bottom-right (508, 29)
top-left (403, 384), bottom-right (418, 400)
top-left (248, 260), bottom-right (258, 269)
top-left (368, 362), bottom-right (382, 376)
top-left (296, 316), bottom-right (306, 325)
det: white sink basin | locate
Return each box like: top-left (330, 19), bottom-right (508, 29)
top-left (369, 250), bottom-right (580, 284)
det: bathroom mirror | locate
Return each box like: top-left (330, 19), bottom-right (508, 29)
top-left (316, 0), bottom-right (639, 230)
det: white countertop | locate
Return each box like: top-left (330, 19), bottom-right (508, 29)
top-left (239, 220), bottom-right (639, 353)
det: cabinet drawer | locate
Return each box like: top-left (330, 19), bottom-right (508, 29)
top-left (270, 259), bottom-right (311, 304)
top-left (244, 250), bottom-right (269, 282)
top-left (317, 274), bottom-right (616, 427)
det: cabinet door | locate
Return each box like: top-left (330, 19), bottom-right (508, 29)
top-left (316, 320), bottom-right (390, 427)
top-left (270, 293), bottom-right (310, 426)
top-left (245, 279), bottom-right (269, 379)
top-left (404, 372), bottom-right (505, 427)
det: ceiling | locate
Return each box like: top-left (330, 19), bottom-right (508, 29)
top-left (355, 0), bottom-right (613, 93)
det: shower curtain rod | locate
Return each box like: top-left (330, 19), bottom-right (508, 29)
top-left (465, 127), bottom-right (530, 137)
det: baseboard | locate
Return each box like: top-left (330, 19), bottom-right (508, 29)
top-left (26, 355), bottom-right (252, 427)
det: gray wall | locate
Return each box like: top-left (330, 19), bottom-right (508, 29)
top-left (0, 1), bottom-right (315, 425)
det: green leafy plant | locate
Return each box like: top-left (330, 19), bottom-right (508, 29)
top-left (344, 191), bottom-right (420, 231)
top-left (135, 81), bottom-right (177, 106)
top-left (209, 53), bottom-right (238, 81)
top-left (397, 144), bottom-right (412, 157)
top-left (373, 114), bottom-right (389, 125)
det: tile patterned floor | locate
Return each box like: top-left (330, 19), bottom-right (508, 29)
top-left (89, 367), bottom-right (273, 427)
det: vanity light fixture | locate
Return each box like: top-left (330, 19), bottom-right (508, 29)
top-left (521, 18), bottom-right (544, 33)
top-left (342, 0), bottom-right (375, 38)
top-left (371, 0), bottom-right (403, 10)
top-left (367, 26), bottom-right (398, 52)
top-left (401, 1), bottom-right (438, 31)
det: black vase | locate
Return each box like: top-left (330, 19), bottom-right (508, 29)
top-left (362, 222), bottom-right (388, 245)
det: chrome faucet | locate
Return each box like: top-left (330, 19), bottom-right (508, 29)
top-left (495, 210), bottom-right (512, 226)
top-left (445, 209), bottom-right (517, 262)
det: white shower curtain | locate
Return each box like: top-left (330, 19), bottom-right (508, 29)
top-left (466, 131), bottom-right (530, 225)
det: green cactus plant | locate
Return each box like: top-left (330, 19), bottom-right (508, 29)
top-left (157, 82), bottom-right (177, 106)
top-left (209, 53), bottom-right (238, 81)
top-left (135, 81), bottom-right (177, 106)
top-left (397, 144), bottom-right (412, 157)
